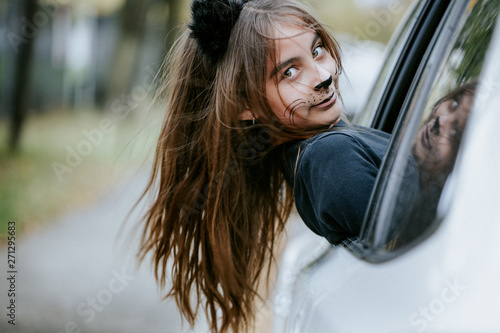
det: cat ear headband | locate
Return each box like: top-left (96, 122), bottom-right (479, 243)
top-left (189, 0), bottom-right (251, 66)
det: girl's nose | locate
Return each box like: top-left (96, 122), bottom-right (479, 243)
top-left (314, 75), bottom-right (332, 91)
top-left (431, 116), bottom-right (440, 136)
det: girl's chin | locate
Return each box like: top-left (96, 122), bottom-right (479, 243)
top-left (282, 107), bottom-right (341, 128)
top-left (309, 108), bottom-right (341, 124)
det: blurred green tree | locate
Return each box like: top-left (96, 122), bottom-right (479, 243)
top-left (105, 0), bottom-right (184, 106)
top-left (165, 0), bottom-right (184, 49)
top-left (105, 0), bottom-right (149, 106)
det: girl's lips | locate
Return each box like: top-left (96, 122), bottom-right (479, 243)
top-left (312, 92), bottom-right (337, 110)
top-left (421, 125), bottom-right (432, 150)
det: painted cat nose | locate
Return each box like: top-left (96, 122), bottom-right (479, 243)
top-left (314, 75), bottom-right (333, 91)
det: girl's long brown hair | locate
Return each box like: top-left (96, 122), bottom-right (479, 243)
top-left (138, 1), bottom-right (343, 331)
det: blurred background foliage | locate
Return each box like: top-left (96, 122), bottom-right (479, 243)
top-left (0, 0), bottom-right (411, 240)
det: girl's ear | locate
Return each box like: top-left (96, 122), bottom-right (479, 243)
top-left (240, 109), bottom-right (256, 121)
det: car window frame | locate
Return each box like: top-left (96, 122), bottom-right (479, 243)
top-left (356, 0), bottom-right (452, 134)
top-left (353, 0), bottom-right (423, 127)
top-left (346, 0), bottom-right (476, 262)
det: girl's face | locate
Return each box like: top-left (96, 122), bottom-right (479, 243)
top-left (266, 24), bottom-right (341, 128)
top-left (413, 91), bottom-right (474, 174)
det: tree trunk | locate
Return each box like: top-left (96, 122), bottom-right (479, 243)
top-left (9, 0), bottom-right (38, 154)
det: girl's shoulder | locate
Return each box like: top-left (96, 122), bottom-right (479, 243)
top-left (281, 121), bottom-right (390, 186)
top-left (300, 120), bottom-right (390, 158)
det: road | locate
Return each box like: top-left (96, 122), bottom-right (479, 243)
top-left (0, 171), bottom-right (209, 333)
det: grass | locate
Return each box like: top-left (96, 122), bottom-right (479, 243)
top-left (0, 105), bottom-right (162, 241)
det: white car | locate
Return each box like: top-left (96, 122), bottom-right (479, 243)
top-left (273, 0), bottom-right (500, 332)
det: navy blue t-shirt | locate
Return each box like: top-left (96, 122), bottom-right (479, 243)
top-left (282, 120), bottom-right (390, 245)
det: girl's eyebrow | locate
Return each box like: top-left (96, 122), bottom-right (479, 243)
top-left (269, 33), bottom-right (321, 79)
top-left (311, 33), bottom-right (321, 48)
top-left (270, 57), bottom-right (300, 79)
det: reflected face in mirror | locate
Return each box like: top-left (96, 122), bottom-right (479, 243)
top-left (413, 84), bottom-right (476, 179)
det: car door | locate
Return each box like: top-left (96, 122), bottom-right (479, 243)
top-left (354, 0), bottom-right (499, 261)
top-left (274, 0), bottom-right (500, 332)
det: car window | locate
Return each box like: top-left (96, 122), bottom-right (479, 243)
top-left (360, 0), bottom-right (499, 259)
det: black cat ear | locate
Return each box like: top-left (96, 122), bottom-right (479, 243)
top-left (188, 0), bottom-right (250, 66)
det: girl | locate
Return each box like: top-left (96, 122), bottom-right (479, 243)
top-left (138, 0), bottom-right (389, 331)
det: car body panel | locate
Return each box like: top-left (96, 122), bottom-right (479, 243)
top-left (273, 0), bottom-right (500, 332)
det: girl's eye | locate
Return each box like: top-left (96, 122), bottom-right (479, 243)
top-left (283, 67), bottom-right (298, 79)
top-left (451, 99), bottom-right (459, 111)
top-left (313, 45), bottom-right (324, 58)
